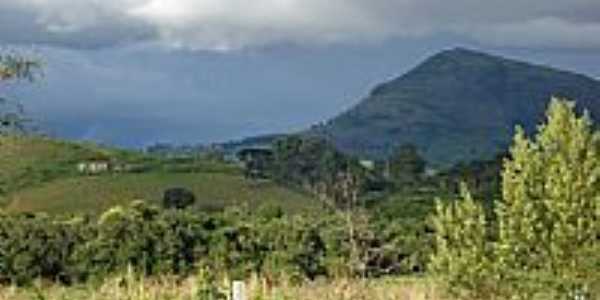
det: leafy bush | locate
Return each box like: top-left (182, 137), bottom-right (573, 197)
top-left (271, 135), bottom-right (367, 195)
top-left (162, 187), bottom-right (196, 209)
top-left (0, 212), bottom-right (92, 285)
top-left (0, 199), bottom-right (431, 286)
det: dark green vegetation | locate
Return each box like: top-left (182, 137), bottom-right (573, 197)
top-left (270, 136), bottom-right (435, 199)
top-left (315, 48), bottom-right (600, 166)
top-left (270, 136), bottom-right (363, 192)
top-left (0, 200), bottom-right (435, 285)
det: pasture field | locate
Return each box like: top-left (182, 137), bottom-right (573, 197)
top-left (4, 172), bottom-right (317, 215)
top-left (1, 135), bottom-right (318, 215)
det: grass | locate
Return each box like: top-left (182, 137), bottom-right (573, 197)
top-left (1, 135), bottom-right (318, 215)
top-left (0, 136), bottom-right (93, 193)
top-left (0, 135), bottom-right (145, 202)
top-left (4, 172), bottom-right (318, 215)
top-left (0, 275), bottom-right (447, 300)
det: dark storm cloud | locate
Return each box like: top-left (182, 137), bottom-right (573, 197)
top-left (0, 1), bottom-right (156, 49)
top-left (17, 40), bottom-right (600, 147)
top-left (4, 2), bottom-right (600, 146)
top-left (21, 44), bottom-right (408, 145)
top-left (0, 0), bottom-right (599, 50)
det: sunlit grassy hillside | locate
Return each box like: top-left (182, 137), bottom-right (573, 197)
top-left (4, 172), bottom-right (316, 215)
top-left (0, 135), bottom-right (317, 215)
top-left (0, 135), bottom-right (123, 199)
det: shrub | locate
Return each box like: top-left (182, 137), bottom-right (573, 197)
top-left (0, 200), bottom-right (431, 285)
top-left (162, 187), bottom-right (196, 210)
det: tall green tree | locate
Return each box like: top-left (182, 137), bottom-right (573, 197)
top-left (388, 144), bottom-right (426, 187)
top-left (430, 185), bottom-right (491, 298)
top-left (497, 98), bottom-right (600, 296)
top-left (271, 135), bottom-right (356, 192)
top-left (431, 98), bottom-right (600, 299)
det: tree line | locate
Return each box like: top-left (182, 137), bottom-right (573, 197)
top-left (0, 199), bottom-right (434, 286)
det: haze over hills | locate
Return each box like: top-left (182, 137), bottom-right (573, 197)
top-left (312, 48), bottom-right (600, 166)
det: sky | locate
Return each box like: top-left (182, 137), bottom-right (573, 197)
top-left (1, 0), bottom-right (600, 147)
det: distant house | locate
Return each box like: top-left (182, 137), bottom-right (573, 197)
top-left (77, 160), bottom-right (110, 175)
top-left (77, 156), bottom-right (148, 175)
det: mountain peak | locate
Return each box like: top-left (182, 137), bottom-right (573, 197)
top-left (316, 49), bottom-right (600, 166)
top-left (370, 48), bottom-right (508, 97)
top-left (435, 47), bottom-right (490, 59)
top-left (414, 47), bottom-right (508, 73)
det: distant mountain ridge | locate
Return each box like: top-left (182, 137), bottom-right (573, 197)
top-left (311, 48), bottom-right (600, 166)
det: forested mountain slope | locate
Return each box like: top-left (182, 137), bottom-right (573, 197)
top-left (315, 48), bottom-right (600, 166)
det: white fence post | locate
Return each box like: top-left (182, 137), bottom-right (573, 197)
top-left (232, 281), bottom-right (246, 300)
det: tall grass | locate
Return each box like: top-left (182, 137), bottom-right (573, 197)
top-left (0, 273), bottom-right (446, 300)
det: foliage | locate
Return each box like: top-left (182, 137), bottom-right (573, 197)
top-left (434, 153), bottom-right (504, 213)
top-left (271, 135), bottom-right (349, 188)
top-left (496, 98), bottom-right (600, 297)
top-left (0, 196), bottom-right (433, 286)
top-left (371, 191), bottom-right (438, 275)
top-left (429, 186), bottom-right (493, 299)
top-left (431, 98), bottom-right (600, 299)
top-left (270, 135), bottom-right (370, 205)
top-left (387, 144), bottom-right (426, 188)
top-left (238, 148), bottom-right (273, 180)
top-left (163, 188), bottom-right (196, 210)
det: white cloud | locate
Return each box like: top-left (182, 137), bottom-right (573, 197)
top-left (1, 0), bottom-right (599, 50)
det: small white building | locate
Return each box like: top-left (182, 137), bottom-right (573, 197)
top-left (77, 161), bottom-right (110, 175)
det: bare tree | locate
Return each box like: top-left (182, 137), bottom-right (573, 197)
top-left (0, 53), bottom-right (41, 81)
top-left (0, 52), bottom-right (42, 135)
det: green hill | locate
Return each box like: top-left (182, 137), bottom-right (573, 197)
top-left (4, 173), bottom-right (315, 215)
top-left (0, 135), bottom-right (317, 214)
top-left (0, 135), bottom-right (131, 199)
top-left (314, 48), bottom-right (600, 166)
